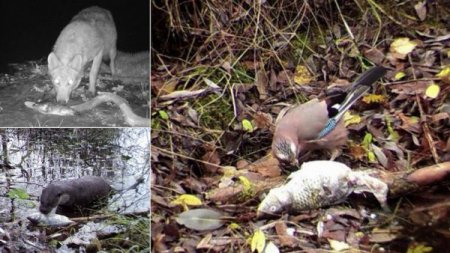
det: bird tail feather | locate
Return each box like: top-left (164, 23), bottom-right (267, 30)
top-left (334, 66), bottom-right (387, 121)
top-left (318, 66), bottom-right (387, 138)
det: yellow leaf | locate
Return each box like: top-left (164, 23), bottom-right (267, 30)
top-left (328, 239), bottom-right (350, 251)
top-left (394, 71), bottom-right (406, 80)
top-left (242, 119), bottom-right (254, 132)
top-left (238, 176), bottom-right (253, 196)
top-left (407, 243), bottom-right (433, 253)
top-left (390, 37), bottom-right (417, 57)
top-left (436, 66), bottom-right (450, 83)
top-left (250, 229), bottom-right (266, 253)
top-left (425, 83), bottom-right (440, 99)
top-left (367, 151), bottom-right (376, 162)
top-left (362, 94), bottom-right (386, 104)
top-left (344, 111), bottom-right (361, 126)
top-left (436, 66), bottom-right (450, 78)
top-left (170, 194), bottom-right (203, 207)
top-left (228, 222), bottom-right (241, 230)
top-left (222, 166), bottom-right (237, 177)
top-left (293, 65), bottom-right (313, 85)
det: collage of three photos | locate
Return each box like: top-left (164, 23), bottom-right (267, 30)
top-left (2, 0), bottom-right (450, 252)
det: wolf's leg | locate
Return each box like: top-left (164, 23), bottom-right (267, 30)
top-left (89, 49), bottom-right (104, 95)
top-left (109, 47), bottom-right (117, 75)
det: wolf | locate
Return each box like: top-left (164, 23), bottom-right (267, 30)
top-left (48, 6), bottom-right (117, 103)
top-left (100, 51), bottom-right (149, 84)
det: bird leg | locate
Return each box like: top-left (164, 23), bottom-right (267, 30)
top-left (329, 148), bottom-right (342, 161)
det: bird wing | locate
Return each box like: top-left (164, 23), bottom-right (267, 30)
top-left (318, 66), bottom-right (387, 138)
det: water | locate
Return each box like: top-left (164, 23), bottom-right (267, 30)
top-left (0, 128), bottom-right (150, 222)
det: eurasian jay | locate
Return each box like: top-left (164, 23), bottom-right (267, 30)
top-left (272, 66), bottom-right (387, 165)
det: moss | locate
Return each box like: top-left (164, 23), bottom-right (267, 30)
top-left (193, 94), bottom-right (235, 131)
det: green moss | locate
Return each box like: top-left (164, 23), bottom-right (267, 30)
top-left (193, 94), bottom-right (235, 131)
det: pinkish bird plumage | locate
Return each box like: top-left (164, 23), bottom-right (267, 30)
top-left (272, 66), bottom-right (387, 164)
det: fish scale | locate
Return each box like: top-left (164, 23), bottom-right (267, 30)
top-left (257, 161), bottom-right (389, 216)
top-left (284, 162), bottom-right (354, 210)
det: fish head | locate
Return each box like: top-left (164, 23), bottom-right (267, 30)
top-left (257, 187), bottom-right (291, 218)
top-left (48, 53), bottom-right (83, 103)
top-left (39, 184), bottom-right (70, 215)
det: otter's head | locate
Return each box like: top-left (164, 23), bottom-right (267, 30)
top-left (39, 184), bottom-right (71, 215)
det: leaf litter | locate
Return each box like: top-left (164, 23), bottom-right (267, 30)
top-left (151, 0), bottom-right (450, 252)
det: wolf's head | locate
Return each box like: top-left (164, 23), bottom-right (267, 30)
top-left (48, 53), bottom-right (83, 103)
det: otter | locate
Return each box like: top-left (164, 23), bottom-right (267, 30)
top-left (39, 176), bottom-right (112, 216)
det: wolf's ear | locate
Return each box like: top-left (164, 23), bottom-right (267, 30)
top-left (69, 55), bottom-right (83, 70)
top-left (47, 53), bottom-right (60, 70)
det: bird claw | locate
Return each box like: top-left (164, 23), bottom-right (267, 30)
top-left (329, 149), bottom-right (341, 161)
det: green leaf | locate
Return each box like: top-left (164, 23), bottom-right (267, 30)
top-left (385, 116), bottom-right (399, 141)
top-left (367, 151), bottom-right (376, 162)
top-left (7, 188), bottom-right (30, 200)
top-left (159, 110), bottom-right (169, 120)
top-left (242, 119), bottom-right (254, 132)
top-left (362, 132), bottom-right (373, 149)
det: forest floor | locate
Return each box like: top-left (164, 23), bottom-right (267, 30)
top-left (151, 1), bottom-right (450, 252)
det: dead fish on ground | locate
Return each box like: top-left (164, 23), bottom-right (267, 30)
top-left (257, 160), bottom-right (389, 217)
top-left (24, 101), bottom-right (76, 116)
top-left (27, 212), bottom-right (75, 227)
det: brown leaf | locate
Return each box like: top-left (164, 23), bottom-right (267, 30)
top-left (244, 154), bottom-right (281, 177)
top-left (252, 111), bottom-right (273, 130)
top-left (255, 69), bottom-right (268, 100)
top-left (369, 228), bottom-right (399, 243)
top-left (201, 149), bottom-right (221, 174)
top-left (349, 144), bottom-right (366, 161)
top-left (277, 69), bottom-right (293, 84)
top-left (275, 221), bottom-right (297, 247)
top-left (397, 112), bottom-right (421, 134)
top-left (236, 159), bottom-right (249, 169)
top-left (414, 1), bottom-right (427, 21)
top-left (390, 81), bottom-right (429, 95)
top-left (207, 185), bottom-right (243, 203)
top-left (363, 47), bottom-right (385, 65)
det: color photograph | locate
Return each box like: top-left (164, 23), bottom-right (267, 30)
top-left (151, 1), bottom-right (450, 252)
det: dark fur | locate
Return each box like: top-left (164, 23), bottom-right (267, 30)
top-left (39, 176), bottom-right (112, 216)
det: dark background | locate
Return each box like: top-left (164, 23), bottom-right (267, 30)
top-left (0, 0), bottom-right (149, 73)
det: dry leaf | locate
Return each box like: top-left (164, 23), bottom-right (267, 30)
top-left (436, 66), bottom-right (450, 84)
top-left (256, 69), bottom-right (269, 100)
top-left (202, 149), bottom-right (221, 174)
top-left (344, 111), bottom-right (361, 126)
top-left (293, 65), bottom-right (312, 85)
top-left (425, 83), bottom-right (440, 99)
top-left (251, 229), bottom-right (266, 253)
top-left (414, 1), bottom-right (427, 21)
top-left (363, 94), bottom-right (386, 104)
top-left (390, 38), bottom-right (418, 59)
